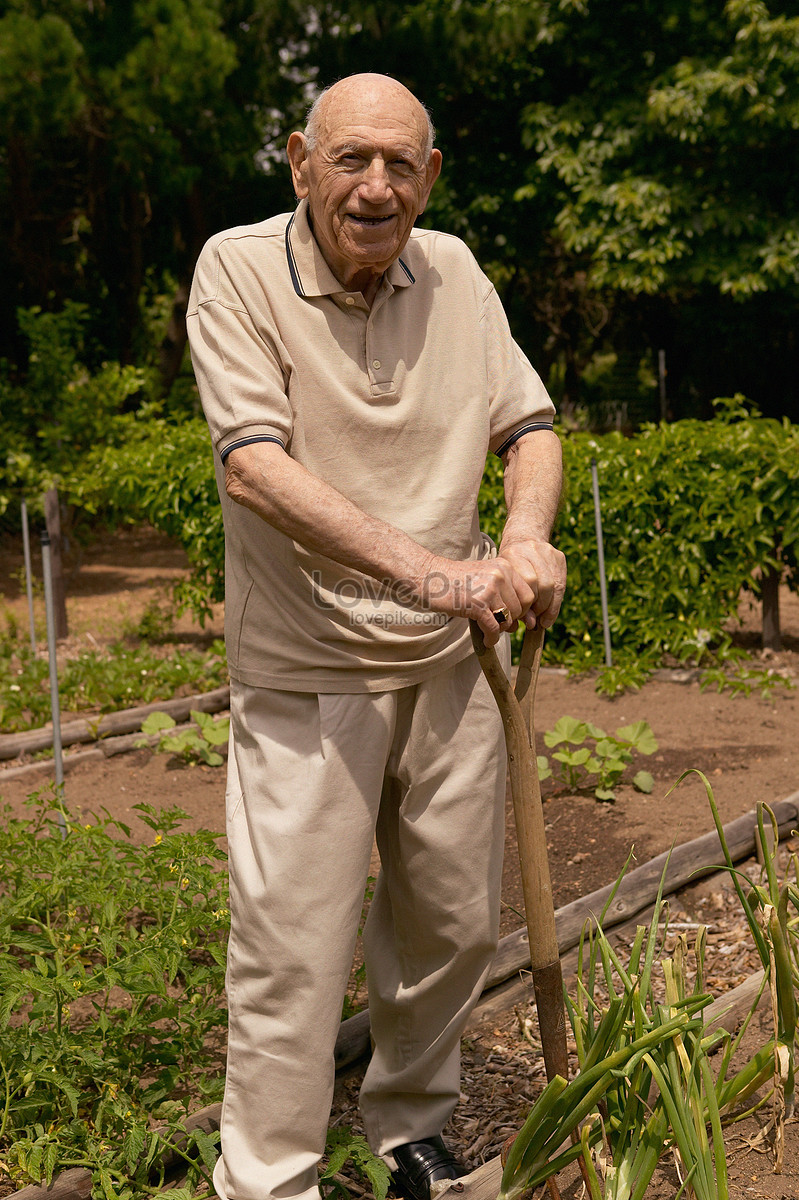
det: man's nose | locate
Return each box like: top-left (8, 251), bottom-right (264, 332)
top-left (359, 157), bottom-right (392, 202)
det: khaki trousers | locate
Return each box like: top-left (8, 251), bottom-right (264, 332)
top-left (214, 643), bottom-right (509, 1200)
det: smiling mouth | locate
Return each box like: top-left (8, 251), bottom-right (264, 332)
top-left (346, 214), bottom-right (396, 226)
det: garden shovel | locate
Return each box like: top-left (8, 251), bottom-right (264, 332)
top-left (471, 621), bottom-right (569, 1084)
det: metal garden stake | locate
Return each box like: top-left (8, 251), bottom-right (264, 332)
top-left (41, 530), bottom-right (67, 836)
top-left (591, 458), bottom-right (613, 668)
top-left (21, 500), bottom-right (37, 652)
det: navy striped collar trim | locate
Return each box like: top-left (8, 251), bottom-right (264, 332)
top-left (285, 210), bottom-right (305, 297)
top-left (285, 203), bottom-right (416, 297)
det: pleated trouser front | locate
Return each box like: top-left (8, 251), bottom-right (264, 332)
top-left (213, 643), bottom-right (509, 1200)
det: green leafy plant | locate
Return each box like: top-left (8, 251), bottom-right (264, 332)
top-left (0, 793), bottom-right (229, 1197)
top-left (686, 773), bottom-right (798, 1139)
top-left (65, 416), bottom-right (226, 623)
top-left (0, 639), bottom-right (228, 735)
top-left (500, 866), bottom-right (723, 1199)
top-left (130, 598), bottom-right (177, 643)
top-left (137, 710), bottom-right (230, 767)
top-left (0, 303), bottom-right (156, 535)
top-left (480, 400), bottom-right (799, 689)
top-left (699, 663), bottom-right (795, 699)
top-left (320, 1128), bottom-right (391, 1200)
top-left (593, 661), bottom-right (656, 698)
top-left (539, 717), bottom-right (657, 801)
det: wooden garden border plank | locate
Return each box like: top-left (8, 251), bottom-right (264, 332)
top-left (0, 721), bottom-right (227, 784)
top-left (0, 663), bottom-right (711, 764)
top-left (487, 794), bottom-right (799, 991)
top-left (0, 687), bottom-right (231, 762)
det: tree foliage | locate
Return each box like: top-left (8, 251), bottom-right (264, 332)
top-left (507, 0), bottom-right (799, 417)
top-left (1, 0), bottom-right (798, 420)
top-left (276, 0), bottom-right (799, 418)
top-left (0, 0), bottom-right (299, 371)
top-left (523, 0), bottom-right (799, 298)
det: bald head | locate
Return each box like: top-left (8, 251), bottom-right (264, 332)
top-left (305, 74), bottom-right (436, 160)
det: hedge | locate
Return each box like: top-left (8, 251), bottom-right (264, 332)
top-left (60, 397), bottom-right (797, 669)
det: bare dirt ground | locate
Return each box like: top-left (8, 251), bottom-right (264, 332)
top-left (2, 527), bottom-right (799, 1198)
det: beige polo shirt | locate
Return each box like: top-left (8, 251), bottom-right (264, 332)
top-left (187, 200), bottom-right (555, 692)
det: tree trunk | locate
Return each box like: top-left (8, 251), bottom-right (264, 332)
top-left (762, 563), bottom-right (782, 651)
top-left (157, 280), bottom-right (190, 395)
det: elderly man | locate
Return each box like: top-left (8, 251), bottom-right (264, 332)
top-left (188, 73), bottom-right (565, 1200)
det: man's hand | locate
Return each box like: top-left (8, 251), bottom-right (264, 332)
top-left (497, 540), bottom-right (567, 631)
top-left (416, 555), bottom-right (535, 648)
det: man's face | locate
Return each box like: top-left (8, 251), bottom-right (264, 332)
top-left (288, 80), bottom-right (442, 294)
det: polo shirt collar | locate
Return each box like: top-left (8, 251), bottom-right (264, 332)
top-left (285, 199), bottom-right (416, 298)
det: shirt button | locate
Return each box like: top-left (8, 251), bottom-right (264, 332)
top-left (345, 296), bottom-right (356, 306)
top-left (372, 359), bottom-right (381, 369)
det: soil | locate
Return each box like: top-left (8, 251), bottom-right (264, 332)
top-left (2, 526), bottom-right (799, 1198)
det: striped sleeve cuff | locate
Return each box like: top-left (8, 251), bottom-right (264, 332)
top-left (220, 435), bottom-right (286, 463)
top-left (495, 421), bottom-right (554, 459)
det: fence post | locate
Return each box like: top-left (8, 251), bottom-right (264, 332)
top-left (658, 349), bottom-right (668, 422)
top-left (43, 487), bottom-right (69, 640)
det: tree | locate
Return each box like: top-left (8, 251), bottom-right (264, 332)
top-left (514, 0), bottom-right (799, 417)
top-left (0, 0), bottom-right (301, 380)
top-left (286, 0), bottom-right (799, 419)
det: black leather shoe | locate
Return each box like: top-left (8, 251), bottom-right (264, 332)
top-left (392, 1136), bottom-right (467, 1200)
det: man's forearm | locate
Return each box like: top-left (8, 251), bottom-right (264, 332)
top-left (496, 429), bottom-right (566, 629)
top-left (225, 441), bottom-right (435, 593)
top-left (500, 429), bottom-right (563, 547)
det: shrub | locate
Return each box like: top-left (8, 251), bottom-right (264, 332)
top-left (481, 397), bottom-right (798, 672)
top-left (14, 373), bottom-right (797, 668)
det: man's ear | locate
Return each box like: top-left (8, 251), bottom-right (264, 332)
top-left (287, 132), bottom-right (310, 199)
top-left (419, 148), bottom-right (443, 213)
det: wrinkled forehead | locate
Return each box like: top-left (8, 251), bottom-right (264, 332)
top-left (316, 82), bottom-right (430, 155)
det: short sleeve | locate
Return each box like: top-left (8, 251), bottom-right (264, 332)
top-left (187, 240), bottom-right (293, 458)
top-left (481, 286), bottom-right (555, 457)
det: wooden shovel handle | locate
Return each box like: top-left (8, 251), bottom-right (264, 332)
top-left (514, 620), bottom-right (545, 741)
top-left (471, 622), bottom-right (569, 1083)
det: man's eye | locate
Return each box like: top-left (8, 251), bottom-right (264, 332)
top-left (340, 154), bottom-right (362, 165)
